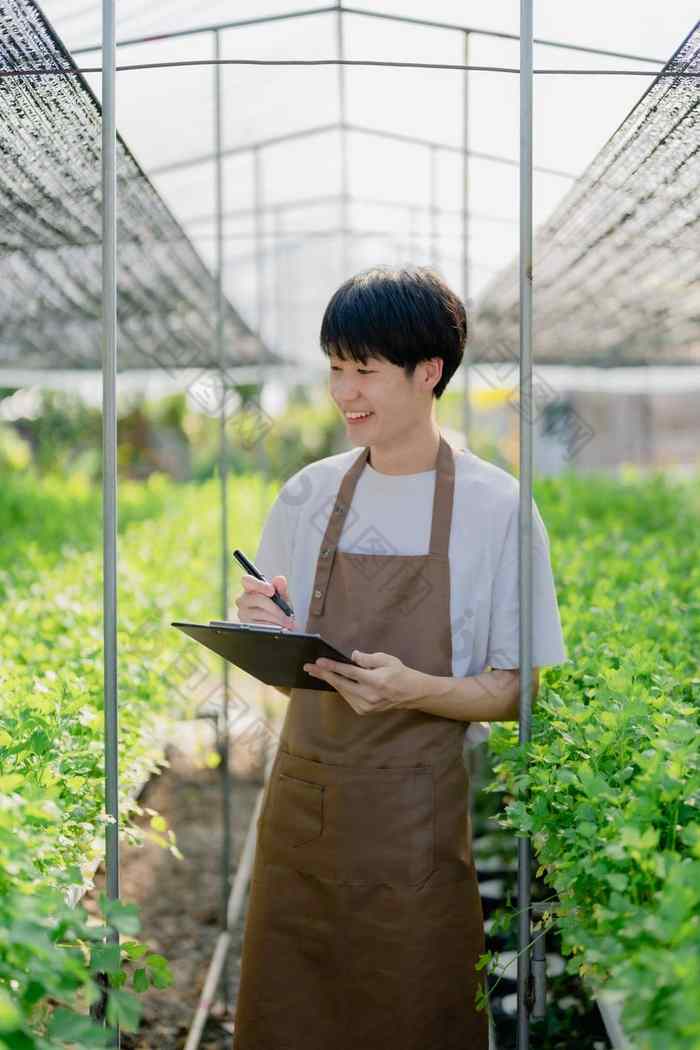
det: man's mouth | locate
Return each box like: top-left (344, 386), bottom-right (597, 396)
top-left (344, 411), bottom-right (374, 423)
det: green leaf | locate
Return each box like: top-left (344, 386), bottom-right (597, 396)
top-left (557, 768), bottom-right (580, 787)
top-left (605, 872), bottom-right (628, 892)
top-left (133, 968), bottom-right (149, 993)
top-left (90, 943), bottom-right (122, 975)
top-left (121, 940), bottom-right (149, 961)
top-left (1, 1031), bottom-right (37, 1050)
top-left (0, 990), bottom-right (22, 1033)
top-left (106, 988), bottom-right (142, 1033)
top-left (145, 954), bottom-right (173, 989)
top-left (47, 1009), bottom-right (113, 1046)
top-left (100, 895), bottom-right (141, 935)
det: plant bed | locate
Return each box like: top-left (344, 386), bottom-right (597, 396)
top-left (0, 470), bottom-right (275, 1042)
top-left (82, 728), bottom-right (267, 1050)
top-left (472, 747), bottom-right (612, 1050)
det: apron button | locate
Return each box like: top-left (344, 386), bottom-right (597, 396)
top-left (321, 547), bottom-right (331, 557)
top-left (314, 589), bottom-right (322, 598)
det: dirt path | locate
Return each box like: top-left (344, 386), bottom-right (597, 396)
top-left (85, 716), bottom-right (271, 1050)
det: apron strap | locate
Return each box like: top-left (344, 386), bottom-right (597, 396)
top-left (308, 436), bottom-right (455, 619)
top-left (308, 446), bottom-right (369, 619)
top-left (429, 434), bottom-right (455, 558)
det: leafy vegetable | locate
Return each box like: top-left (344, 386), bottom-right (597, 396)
top-left (489, 469), bottom-right (700, 1050)
top-left (0, 469), bottom-right (274, 1045)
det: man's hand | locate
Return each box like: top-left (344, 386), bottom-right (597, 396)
top-left (234, 573), bottom-right (297, 630)
top-left (302, 650), bottom-right (429, 716)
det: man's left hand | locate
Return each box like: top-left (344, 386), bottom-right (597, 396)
top-left (302, 650), bottom-right (428, 715)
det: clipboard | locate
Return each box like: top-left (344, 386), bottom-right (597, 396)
top-left (171, 620), bottom-right (357, 693)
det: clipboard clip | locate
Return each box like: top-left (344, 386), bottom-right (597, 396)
top-left (208, 620), bottom-right (296, 634)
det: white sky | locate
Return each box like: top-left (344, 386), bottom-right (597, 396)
top-left (37, 1), bottom-right (700, 366)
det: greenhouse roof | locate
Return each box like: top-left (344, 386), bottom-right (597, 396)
top-left (1, 0), bottom-right (699, 371)
top-left (0, 0), bottom-right (274, 373)
top-left (473, 21), bottom-right (700, 367)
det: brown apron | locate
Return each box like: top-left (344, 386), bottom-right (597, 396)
top-left (233, 433), bottom-right (489, 1050)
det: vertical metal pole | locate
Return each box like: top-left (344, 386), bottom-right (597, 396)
top-left (274, 209), bottom-right (284, 354)
top-left (214, 27), bottom-right (233, 1015)
top-left (410, 205), bottom-right (420, 263)
top-left (254, 147), bottom-right (264, 340)
top-left (430, 144), bottom-right (438, 269)
top-left (99, 0), bottom-right (119, 1043)
top-left (517, 1), bottom-right (534, 1048)
top-left (253, 145), bottom-right (269, 517)
top-left (336, 0), bottom-right (350, 279)
top-left (288, 240), bottom-right (300, 361)
top-left (461, 30), bottom-right (471, 450)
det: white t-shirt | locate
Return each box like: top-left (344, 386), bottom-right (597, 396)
top-left (253, 441), bottom-right (568, 746)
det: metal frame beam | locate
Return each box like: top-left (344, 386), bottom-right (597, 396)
top-left (178, 192), bottom-right (517, 228)
top-left (148, 123), bottom-right (337, 177)
top-left (73, 7), bottom-right (338, 53)
top-left (517, 1), bottom-right (534, 1045)
top-left (212, 26), bottom-right (234, 1015)
top-left (72, 5), bottom-right (664, 66)
top-left (148, 121), bottom-right (578, 180)
top-left (461, 30), bottom-right (471, 451)
top-left (97, 0), bottom-right (120, 1043)
top-left (336, 1), bottom-right (350, 279)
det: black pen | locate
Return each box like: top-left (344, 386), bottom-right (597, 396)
top-left (233, 548), bottom-right (295, 619)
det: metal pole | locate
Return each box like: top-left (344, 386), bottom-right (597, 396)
top-left (253, 144), bottom-right (269, 517)
top-left (517, 1), bottom-right (534, 1048)
top-left (213, 27), bottom-right (233, 1015)
top-left (73, 9), bottom-right (665, 65)
top-left (254, 147), bottom-right (265, 339)
top-left (149, 122), bottom-right (578, 182)
top-left (274, 210), bottom-right (284, 353)
top-left (430, 145), bottom-right (438, 269)
top-left (336, 0), bottom-right (350, 279)
top-left (461, 30), bottom-right (471, 450)
top-left (410, 206), bottom-right (420, 262)
top-left (97, 0), bottom-right (119, 1042)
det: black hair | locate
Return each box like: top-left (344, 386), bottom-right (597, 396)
top-left (319, 265), bottom-right (467, 399)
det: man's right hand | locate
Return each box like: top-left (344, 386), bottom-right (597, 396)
top-left (234, 573), bottom-right (298, 631)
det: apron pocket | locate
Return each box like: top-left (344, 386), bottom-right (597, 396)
top-left (335, 767), bottom-right (435, 886)
top-left (265, 771), bottom-right (325, 848)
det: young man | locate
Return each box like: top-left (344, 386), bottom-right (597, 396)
top-left (232, 266), bottom-right (567, 1050)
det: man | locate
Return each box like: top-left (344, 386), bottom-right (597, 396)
top-left (233, 265), bottom-right (567, 1050)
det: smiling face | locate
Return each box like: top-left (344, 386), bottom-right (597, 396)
top-left (328, 350), bottom-right (443, 447)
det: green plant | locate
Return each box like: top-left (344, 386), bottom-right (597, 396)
top-left (0, 468), bottom-right (177, 598)
top-left (0, 882), bottom-right (171, 1049)
top-left (488, 470), bottom-right (700, 1050)
top-left (0, 470), bottom-right (275, 1043)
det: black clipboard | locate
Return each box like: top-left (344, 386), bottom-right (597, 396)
top-left (171, 620), bottom-right (357, 693)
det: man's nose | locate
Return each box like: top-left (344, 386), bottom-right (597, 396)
top-left (333, 377), bottom-right (361, 399)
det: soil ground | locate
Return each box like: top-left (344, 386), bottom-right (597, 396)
top-left (84, 714), bottom-right (270, 1050)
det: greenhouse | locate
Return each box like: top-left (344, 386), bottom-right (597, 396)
top-left (0, 1), bottom-right (698, 1049)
